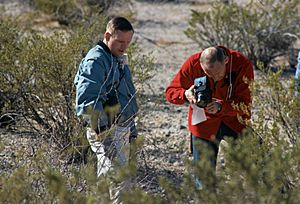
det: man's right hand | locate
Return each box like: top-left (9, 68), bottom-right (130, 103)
top-left (85, 106), bottom-right (100, 131)
top-left (104, 103), bottom-right (120, 126)
top-left (185, 85), bottom-right (196, 104)
top-left (88, 127), bottom-right (110, 142)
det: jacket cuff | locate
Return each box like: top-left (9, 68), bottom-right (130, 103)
top-left (181, 90), bottom-right (189, 103)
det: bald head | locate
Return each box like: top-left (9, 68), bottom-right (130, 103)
top-left (200, 47), bottom-right (228, 81)
top-left (200, 47), bottom-right (226, 66)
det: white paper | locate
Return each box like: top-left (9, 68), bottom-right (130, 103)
top-left (191, 104), bottom-right (207, 125)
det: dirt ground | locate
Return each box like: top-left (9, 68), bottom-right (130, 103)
top-left (130, 1), bottom-right (210, 194)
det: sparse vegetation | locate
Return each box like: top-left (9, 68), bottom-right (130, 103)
top-left (0, 1), bottom-right (154, 159)
top-left (28, 0), bottom-right (133, 26)
top-left (1, 0), bottom-right (300, 203)
top-left (185, 0), bottom-right (300, 69)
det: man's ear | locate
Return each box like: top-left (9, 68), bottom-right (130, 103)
top-left (104, 32), bottom-right (111, 41)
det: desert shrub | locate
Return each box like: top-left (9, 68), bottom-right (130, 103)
top-left (185, 0), bottom-right (300, 68)
top-left (0, 18), bottom-right (101, 147)
top-left (127, 44), bottom-right (155, 90)
top-left (28, 0), bottom-right (133, 26)
top-left (0, 142), bottom-right (113, 203)
top-left (244, 67), bottom-right (299, 202)
top-left (0, 19), bottom-right (24, 117)
top-left (0, 136), bottom-right (161, 203)
top-left (29, 0), bottom-right (84, 26)
top-left (251, 64), bottom-right (300, 144)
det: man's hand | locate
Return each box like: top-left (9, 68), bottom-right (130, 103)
top-left (88, 126), bottom-right (111, 142)
top-left (86, 106), bottom-right (100, 131)
top-left (205, 100), bottom-right (222, 114)
top-left (104, 104), bottom-right (121, 126)
top-left (104, 104), bottom-right (120, 115)
top-left (185, 85), bottom-right (196, 104)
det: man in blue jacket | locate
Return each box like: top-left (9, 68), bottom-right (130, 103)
top-left (74, 16), bottom-right (138, 203)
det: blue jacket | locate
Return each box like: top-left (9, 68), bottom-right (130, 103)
top-left (74, 41), bottom-right (138, 126)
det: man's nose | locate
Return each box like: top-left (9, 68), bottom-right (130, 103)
top-left (121, 43), bottom-right (128, 49)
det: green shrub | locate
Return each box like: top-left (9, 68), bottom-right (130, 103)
top-left (0, 18), bottom-right (98, 146)
top-left (0, 142), bottom-right (113, 203)
top-left (28, 0), bottom-right (133, 27)
top-left (185, 0), bottom-right (300, 68)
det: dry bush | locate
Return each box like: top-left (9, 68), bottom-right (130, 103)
top-left (28, 0), bottom-right (132, 26)
top-left (185, 0), bottom-right (300, 69)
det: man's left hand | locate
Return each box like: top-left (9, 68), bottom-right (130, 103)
top-left (205, 101), bottom-right (221, 114)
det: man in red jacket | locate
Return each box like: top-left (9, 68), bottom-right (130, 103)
top-left (165, 46), bottom-right (254, 188)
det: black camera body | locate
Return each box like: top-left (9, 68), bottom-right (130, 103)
top-left (194, 76), bottom-right (212, 108)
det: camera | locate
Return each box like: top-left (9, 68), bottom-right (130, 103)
top-left (194, 76), bottom-right (212, 108)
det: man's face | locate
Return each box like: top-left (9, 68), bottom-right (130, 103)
top-left (106, 30), bottom-right (133, 57)
top-left (201, 61), bottom-right (226, 82)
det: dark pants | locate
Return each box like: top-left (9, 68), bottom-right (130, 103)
top-left (191, 123), bottom-right (238, 189)
top-left (192, 122), bottom-right (238, 168)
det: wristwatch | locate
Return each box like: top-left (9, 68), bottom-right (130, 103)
top-left (217, 102), bottom-right (222, 113)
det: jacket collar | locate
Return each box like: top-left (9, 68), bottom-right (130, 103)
top-left (97, 40), bottom-right (111, 54)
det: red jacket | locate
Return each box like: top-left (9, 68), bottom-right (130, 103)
top-left (165, 46), bottom-right (254, 140)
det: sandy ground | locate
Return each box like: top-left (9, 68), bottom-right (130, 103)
top-left (130, 1), bottom-right (211, 194)
top-left (133, 1), bottom-right (209, 91)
